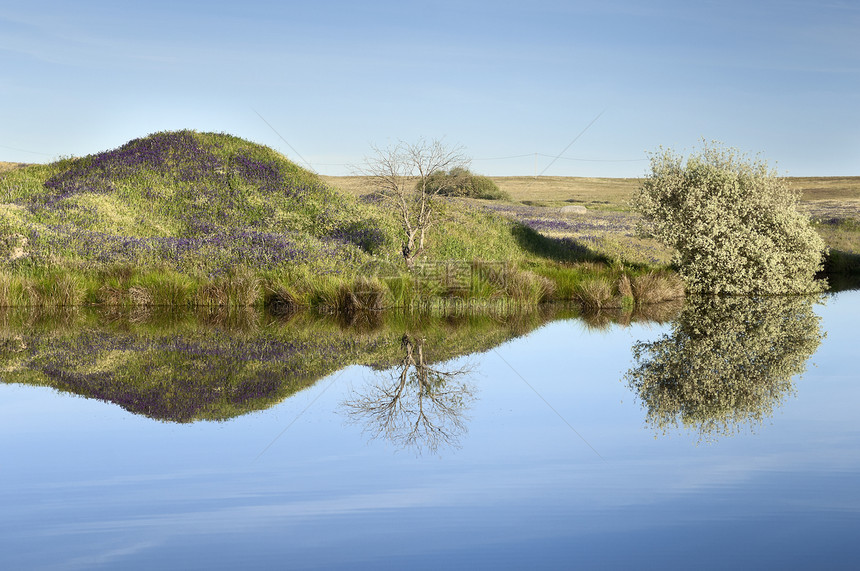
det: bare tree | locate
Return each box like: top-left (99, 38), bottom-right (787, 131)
top-left (362, 139), bottom-right (468, 269)
top-left (342, 334), bottom-right (475, 454)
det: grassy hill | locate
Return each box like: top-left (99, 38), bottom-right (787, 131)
top-left (2, 131), bottom-right (391, 276)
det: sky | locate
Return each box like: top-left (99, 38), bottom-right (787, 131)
top-left (1, 0), bottom-right (858, 177)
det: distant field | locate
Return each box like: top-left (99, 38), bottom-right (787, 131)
top-left (489, 176), bottom-right (640, 207)
top-left (0, 161), bottom-right (28, 173)
top-left (323, 175), bottom-right (860, 209)
top-left (789, 177), bottom-right (860, 201)
top-left (322, 175), bottom-right (640, 207)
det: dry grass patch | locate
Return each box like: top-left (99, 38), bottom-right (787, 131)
top-left (0, 161), bottom-right (29, 173)
top-left (631, 272), bottom-right (685, 305)
top-left (336, 277), bottom-right (388, 313)
top-left (790, 177), bottom-right (860, 201)
top-left (489, 176), bottom-right (640, 207)
top-left (574, 277), bottom-right (615, 310)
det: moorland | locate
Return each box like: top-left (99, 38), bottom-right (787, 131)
top-left (1, 131), bottom-right (858, 313)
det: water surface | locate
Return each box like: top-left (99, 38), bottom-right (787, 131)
top-left (1, 293), bottom-right (858, 569)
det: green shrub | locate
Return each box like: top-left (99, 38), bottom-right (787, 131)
top-left (469, 174), bottom-right (508, 200)
top-left (633, 143), bottom-right (826, 294)
top-left (423, 167), bottom-right (509, 200)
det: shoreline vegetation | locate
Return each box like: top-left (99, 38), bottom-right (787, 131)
top-left (1, 131), bottom-right (858, 310)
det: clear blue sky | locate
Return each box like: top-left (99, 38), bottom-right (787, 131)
top-left (1, 0), bottom-right (858, 177)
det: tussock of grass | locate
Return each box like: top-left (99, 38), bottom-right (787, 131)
top-left (574, 277), bottom-right (615, 310)
top-left (0, 272), bottom-right (85, 307)
top-left (501, 268), bottom-right (556, 305)
top-left (336, 277), bottom-right (389, 313)
top-left (134, 272), bottom-right (194, 307)
top-left (631, 272), bottom-right (685, 305)
top-left (617, 273), bottom-right (634, 308)
top-left (196, 269), bottom-right (261, 308)
top-left (0, 274), bottom-right (21, 307)
top-left (127, 284), bottom-right (154, 307)
top-left (263, 281), bottom-right (298, 315)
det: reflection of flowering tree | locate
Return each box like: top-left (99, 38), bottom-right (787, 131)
top-left (625, 295), bottom-right (823, 440)
top-left (344, 334), bottom-right (475, 454)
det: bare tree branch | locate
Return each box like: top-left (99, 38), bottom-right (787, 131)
top-left (342, 334), bottom-right (476, 455)
top-left (361, 139), bottom-right (468, 268)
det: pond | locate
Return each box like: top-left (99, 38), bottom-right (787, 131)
top-left (1, 291), bottom-right (858, 569)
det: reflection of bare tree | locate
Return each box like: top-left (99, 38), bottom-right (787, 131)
top-left (625, 295), bottom-right (824, 440)
top-left (343, 334), bottom-right (475, 454)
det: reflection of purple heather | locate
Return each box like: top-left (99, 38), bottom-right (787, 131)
top-left (32, 330), bottom-right (360, 422)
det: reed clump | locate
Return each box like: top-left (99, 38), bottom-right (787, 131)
top-left (196, 269), bottom-right (261, 308)
top-left (263, 281), bottom-right (298, 315)
top-left (574, 277), bottom-right (614, 310)
top-left (631, 271), bottom-right (685, 305)
top-left (336, 277), bottom-right (389, 313)
top-left (133, 273), bottom-right (194, 307)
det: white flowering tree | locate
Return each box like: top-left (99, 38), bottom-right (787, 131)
top-left (632, 143), bottom-right (826, 294)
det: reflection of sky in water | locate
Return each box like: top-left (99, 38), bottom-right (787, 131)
top-left (1, 292), bottom-right (859, 569)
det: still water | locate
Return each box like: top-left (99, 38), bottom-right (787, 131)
top-left (1, 292), bottom-right (858, 569)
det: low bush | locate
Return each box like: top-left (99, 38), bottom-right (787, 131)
top-left (422, 167), bottom-right (509, 200)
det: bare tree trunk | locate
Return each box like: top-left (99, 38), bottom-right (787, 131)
top-left (361, 139), bottom-right (467, 270)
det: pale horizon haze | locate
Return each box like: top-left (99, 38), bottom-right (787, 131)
top-left (1, 0), bottom-right (858, 177)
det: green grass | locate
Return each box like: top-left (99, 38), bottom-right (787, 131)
top-left (814, 217), bottom-right (860, 281)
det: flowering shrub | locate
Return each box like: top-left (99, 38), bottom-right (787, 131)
top-left (633, 144), bottom-right (826, 294)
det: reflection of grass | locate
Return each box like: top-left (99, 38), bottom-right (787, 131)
top-left (0, 303), bottom-right (682, 423)
top-left (0, 307), bottom-right (565, 422)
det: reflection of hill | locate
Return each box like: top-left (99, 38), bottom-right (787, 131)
top-left (625, 296), bottom-right (824, 439)
top-left (0, 308), bottom-right (570, 423)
